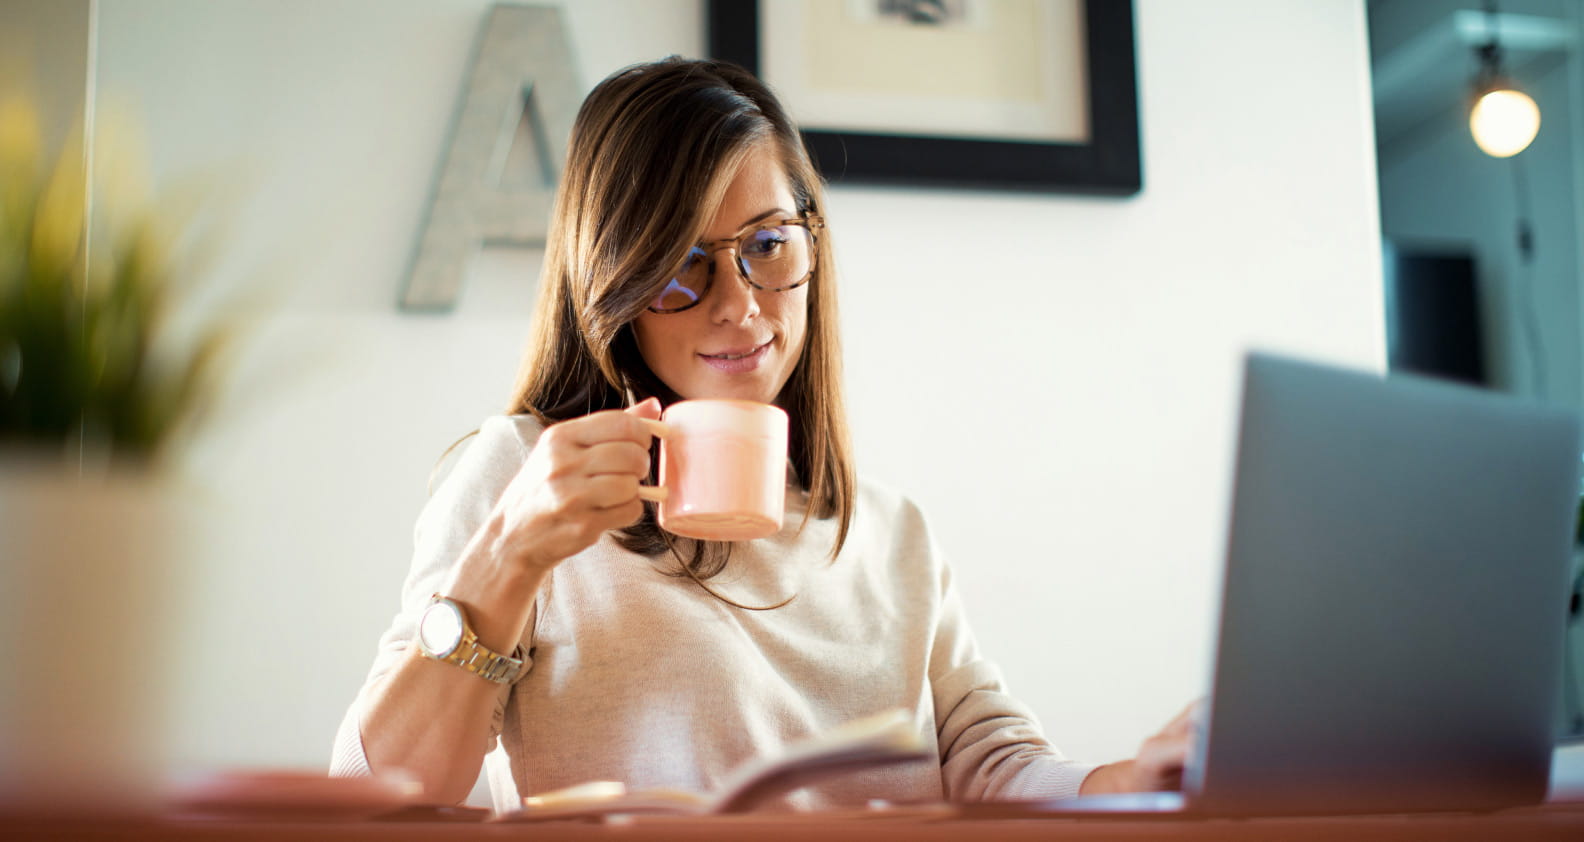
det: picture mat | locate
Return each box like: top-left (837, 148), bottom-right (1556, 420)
top-left (762, 0), bottom-right (1089, 143)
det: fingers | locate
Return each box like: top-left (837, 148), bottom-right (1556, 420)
top-left (600, 497), bottom-right (646, 529)
top-left (582, 441), bottom-right (651, 478)
top-left (567, 460), bottom-right (654, 517)
top-left (552, 411), bottom-right (659, 448)
top-left (1158, 698), bottom-right (1205, 740)
top-left (624, 396), bottom-right (662, 421)
top-left (538, 475), bottom-right (644, 539)
top-left (500, 406), bottom-right (666, 568)
top-left (1134, 729), bottom-right (1192, 792)
top-left (534, 411), bottom-right (662, 513)
top-left (1123, 699), bottom-right (1206, 793)
top-left (575, 474), bottom-right (640, 508)
top-left (584, 481), bottom-right (646, 533)
top-left (623, 397), bottom-right (670, 439)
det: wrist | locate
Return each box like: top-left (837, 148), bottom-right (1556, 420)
top-left (478, 509), bottom-right (563, 577)
top-left (1079, 760), bottom-right (1138, 795)
top-left (464, 512), bottom-right (553, 583)
top-left (443, 518), bottom-right (547, 652)
top-left (414, 594), bottom-right (526, 684)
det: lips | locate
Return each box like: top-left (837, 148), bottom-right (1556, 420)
top-left (699, 340), bottom-right (772, 373)
top-left (700, 340), bottom-right (772, 360)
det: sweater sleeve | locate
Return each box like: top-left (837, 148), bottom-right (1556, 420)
top-left (919, 513), bottom-right (1102, 801)
top-left (330, 416), bottom-right (539, 777)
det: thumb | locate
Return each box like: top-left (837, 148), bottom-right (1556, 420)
top-left (625, 396), bottom-right (662, 421)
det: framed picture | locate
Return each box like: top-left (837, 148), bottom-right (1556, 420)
top-left (708, 0), bottom-right (1141, 195)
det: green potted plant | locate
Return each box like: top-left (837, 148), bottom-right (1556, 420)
top-left (0, 92), bottom-right (233, 812)
top-left (1, 104), bottom-right (227, 465)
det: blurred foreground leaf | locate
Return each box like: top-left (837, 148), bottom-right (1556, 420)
top-left (0, 92), bottom-right (233, 468)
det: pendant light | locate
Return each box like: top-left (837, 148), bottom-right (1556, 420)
top-left (1470, 0), bottom-right (1541, 158)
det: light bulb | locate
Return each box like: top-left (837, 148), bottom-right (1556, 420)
top-left (1469, 87), bottom-right (1541, 158)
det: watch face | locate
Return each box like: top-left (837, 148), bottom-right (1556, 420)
top-left (418, 600), bottom-right (464, 657)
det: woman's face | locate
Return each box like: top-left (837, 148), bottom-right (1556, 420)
top-left (632, 143), bottom-right (810, 406)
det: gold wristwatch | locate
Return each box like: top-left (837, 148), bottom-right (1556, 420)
top-left (415, 594), bottom-right (525, 684)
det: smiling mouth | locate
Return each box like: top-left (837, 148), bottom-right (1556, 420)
top-left (701, 341), bottom-right (771, 360)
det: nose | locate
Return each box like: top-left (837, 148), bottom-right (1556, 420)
top-left (706, 247), bottom-right (760, 324)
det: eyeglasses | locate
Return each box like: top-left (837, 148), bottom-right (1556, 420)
top-left (647, 214), bottom-right (825, 314)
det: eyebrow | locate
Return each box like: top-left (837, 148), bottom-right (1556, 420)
top-left (698, 207), bottom-right (794, 245)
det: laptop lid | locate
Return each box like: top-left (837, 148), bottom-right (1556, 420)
top-left (1187, 352), bottom-right (1582, 815)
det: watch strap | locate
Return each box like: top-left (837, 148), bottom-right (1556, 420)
top-left (421, 594), bottom-right (526, 685)
top-left (446, 633), bottom-right (527, 684)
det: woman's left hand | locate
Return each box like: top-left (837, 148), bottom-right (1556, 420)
top-left (1079, 699), bottom-right (1204, 794)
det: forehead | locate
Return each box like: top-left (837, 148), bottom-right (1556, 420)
top-left (700, 142), bottom-right (795, 238)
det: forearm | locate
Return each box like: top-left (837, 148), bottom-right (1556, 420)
top-left (357, 649), bottom-right (511, 803)
top-left (358, 518), bottom-right (548, 803)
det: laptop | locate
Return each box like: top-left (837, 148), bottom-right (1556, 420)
top-left (976, 351), bottom-right (1582, 817)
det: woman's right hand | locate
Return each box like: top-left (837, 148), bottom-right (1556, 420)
top-left (357, 401), bottom-right (666, 804)
top-left (488, 397), bottom-right (666, 574)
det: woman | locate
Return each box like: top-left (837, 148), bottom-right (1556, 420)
top-left (332, 57), bottom-right (1191, 811)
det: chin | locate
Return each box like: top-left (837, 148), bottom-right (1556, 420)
top-left (691, 382), bottom-right (776, 404)
top-left (668, 369), bottom-right (788, 404)
top-left (673, 362), bottom-right (789, 405)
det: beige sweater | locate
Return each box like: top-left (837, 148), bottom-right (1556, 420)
top-left (331, 414), bottom-right (1098, 812)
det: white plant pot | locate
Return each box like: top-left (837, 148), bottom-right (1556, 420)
top-left (0, 460), bottom-right (189, 814)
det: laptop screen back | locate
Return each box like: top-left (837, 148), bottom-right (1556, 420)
top-left (1189, 353), bottom-right (1581, 815)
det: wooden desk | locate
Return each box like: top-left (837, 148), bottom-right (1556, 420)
top-left (7, 803), bottom-right (1584, 842)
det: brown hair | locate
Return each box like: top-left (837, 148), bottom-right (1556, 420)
top-left (504, 57), bottom-right (855, 593)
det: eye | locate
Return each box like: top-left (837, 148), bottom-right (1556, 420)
top-left (677, 245), bottom-right (708, 273)
top-left (742, 228), bottom-right (788, 259)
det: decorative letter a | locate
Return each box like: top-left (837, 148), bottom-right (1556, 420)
top-left (400, 4), bottom-right (580, 312)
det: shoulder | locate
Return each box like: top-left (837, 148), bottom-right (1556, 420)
top-left (854, 474), bottom-right (924, 527)
top-left (428, 414), bottom-right (545, 498)
top-left (481, 413), bottom-right (548, 451)
top-left (462, 413), bottom-right (547, 463)
top-left (849, 474), bottom-right (939, 562)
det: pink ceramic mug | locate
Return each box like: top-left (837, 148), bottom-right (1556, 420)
top-left (635, 399), bottom-right (789, 541)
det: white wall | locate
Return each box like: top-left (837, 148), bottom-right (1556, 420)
top-left (90, 0), bottom-right (1384, 781)
top-left (0, 0), bottom-right (89, 158)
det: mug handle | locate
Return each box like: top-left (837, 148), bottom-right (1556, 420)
top-left (635, 418), bottom-right (671, 503)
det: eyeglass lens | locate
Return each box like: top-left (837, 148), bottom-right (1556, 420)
top-left (650, 223), bottom-right (815, 312)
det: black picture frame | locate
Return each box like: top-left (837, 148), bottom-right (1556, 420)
top-left (707, 0), bottom-right (1141, 195)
